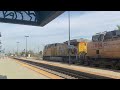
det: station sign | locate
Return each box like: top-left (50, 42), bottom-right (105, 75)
top-left (68, 45), bottom-right (74, 49)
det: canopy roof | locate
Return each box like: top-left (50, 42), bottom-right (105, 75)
top-left (0, 11), bottom-right (64, 26)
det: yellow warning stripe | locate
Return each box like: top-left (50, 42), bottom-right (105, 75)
top-left (14, 60), bottom-right (63, 79)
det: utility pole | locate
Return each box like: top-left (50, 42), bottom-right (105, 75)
top-left (38, 47), bottom-right (39, 54)
top-left (68, 11), bottom-right (71, 64)
top-left (16, 42), bottom-right (19, 56)
top-left (0, 32), bottom-right (2, 59)
top-left (25, 36), bottom-right (29, 58)
top-left (13, 48), bottom-right (15, 55)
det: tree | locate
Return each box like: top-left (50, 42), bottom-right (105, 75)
top-left (117, 25), bottom-right (120, 30)
top-left (39, 51), bottom-right (42, 55)
top-left (20, 49), bottom-right (25, 56)
top-left (20, 51), bottom-right (25, 56)
top-left (28, 50), bottom-right (35, 57)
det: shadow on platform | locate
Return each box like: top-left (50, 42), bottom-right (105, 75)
top-left (0, 75), bottom-right (7, 79)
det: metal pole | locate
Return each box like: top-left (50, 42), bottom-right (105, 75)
top-left (26, 37), bottom-right (27, 57)
top-left (25, 36), bottom-right (29, 58)
top-left (13, 48), bottom-right (14, 55)
top-left (68, 11), bottom-right (71, 64)
top-left (16, 42), bottom-right (19, 56)
top-left (38, 47), bottom-right (39, 54)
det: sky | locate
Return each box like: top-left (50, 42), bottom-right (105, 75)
top-left (0, 11), bottom-right (120, 53)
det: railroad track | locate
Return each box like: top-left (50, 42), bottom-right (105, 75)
top-left (13, 58), bottom-right (112, 79)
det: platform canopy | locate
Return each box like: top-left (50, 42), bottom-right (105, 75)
top-left (0, 11), bottom-right (64, 26)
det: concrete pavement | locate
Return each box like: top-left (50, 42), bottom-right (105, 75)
top-left (0, 58), bottom-right (49, 79)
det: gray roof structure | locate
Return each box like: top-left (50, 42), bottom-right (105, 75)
top-left (0, 11), bottom-right (64, 26)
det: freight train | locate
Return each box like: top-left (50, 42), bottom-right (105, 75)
top-left (43, 39), bottom-right (88, 63)
top-left (43, 30), bottom-right (120, 69)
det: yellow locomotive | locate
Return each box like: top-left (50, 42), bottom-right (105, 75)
top-left (87, 30), bottom-right (120, 59)
top-left (43, 39), bottom-right (88, 63)
top-left (85, 30), bottom-right (120, 69)
top-left (43, 43), bottom-right (77, 62)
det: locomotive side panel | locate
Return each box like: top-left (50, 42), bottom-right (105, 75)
top-left (56, 44), bottom-right (68, 56)
top-left (103, 39), bottom-right (120, 59)
top-left (86, 42), bottom-right (104, 58)
top-left (87, 39), bottom-right (120, 59)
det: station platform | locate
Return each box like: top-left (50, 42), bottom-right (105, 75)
top-left (17, 57), bottom-right (120, 79)
top-left (0, 58), bottom-right (49, 79)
